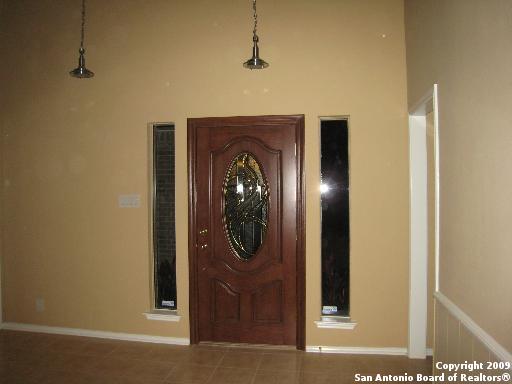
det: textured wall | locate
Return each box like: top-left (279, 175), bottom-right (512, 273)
top-left (405, 0), bottom-right (512, 354)
top-left (0, 0), bottom-right (409, 347)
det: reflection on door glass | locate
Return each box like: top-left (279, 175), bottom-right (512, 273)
top-left (223, 153), bottom-right (269, 261)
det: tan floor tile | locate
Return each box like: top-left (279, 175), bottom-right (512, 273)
top-left (220, 351), bottom-right (263, 369)
top-left (0, 360), bottom-right (38, 378)
top-left (0, 374), bottom-right (38, 384)
top-left (406, 356), bottom-right (433, 375)
top-left (207, 367), bottom-right (255, 384)
top-left (303, 354), bottom-right (376, 378)
top-left (253, 370), bottom-right (300, 384)
top-left (301, 355), bottom-right (333, 372)
top-left (65, 353), bottom-right (103, 373)
top-left (75, 372), bottom-right (160, 384)
top-left (260, 352), bottom-right (302, 371)
top-left (1, 347), bottom-right (44, 365)
top-left (0, 331), bottom-right (433, 384)
top-left (39, 352), bottom-right (77, 371)
top-left (124, 359), bottom-right (176, 380)
top-left (30, 369), bottom-right (89, 384)
top-left (147, 344), bottom-right (190, 363)
top-left (182, 349), bottom-right (225, 366)
top-left (69, 372), bottom-right (132, 384)
top-left (48, 336), bottom-right (90, 354)
top-left (79, 340), bottom-right (119, 356)
top-left (117, 377), bottom-right (167, 384)
top-left (165, 363), bottom-right (216, 383)
top-left (109, 341), bottom-right (154, 359)
top-left (299, 370), bottom-right (354, 384)
top-left (94, 356), bottom-right (139, 377)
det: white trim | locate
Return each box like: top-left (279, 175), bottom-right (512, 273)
top-left (408, 84), bottom-right (439, 359)
top-left (1, 322), bottom-right (190, 345)
top-left (432, 86), bottom-right (440, 292)
top-left (426, 348), bottom-right (433, 356)
top-left (410, 85), bottom-right (435, 116)
top-left (435, 292), bottom-right (512, 363)
top-left (314, 316), bottom-right (357, 330)
top-left (306, 346), bottom-right (407, 355)
top-left (143, 311), bottom-right (181, 322)
top-left (408, 114), bottom-right (428, 359)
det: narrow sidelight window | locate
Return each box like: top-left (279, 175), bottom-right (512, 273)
top-left (320, 118), bottom-right (350, 316)
top-left (152, 124), bottom-right (177, 310)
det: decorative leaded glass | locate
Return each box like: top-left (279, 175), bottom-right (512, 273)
top-left (223, 153), bottom-right (269, 261)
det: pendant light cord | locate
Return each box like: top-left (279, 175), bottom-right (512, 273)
top-left (80, 0), bottom-right (86, 48)
top-left (70, 0), bottom-right (94, 77)
top-left (252, 0), bottom-right (258, 39)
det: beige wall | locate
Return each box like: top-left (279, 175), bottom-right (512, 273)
top-left (405, 0), bottom-right (512, 355)
top-left (0, 0), bottom-right (409, 347)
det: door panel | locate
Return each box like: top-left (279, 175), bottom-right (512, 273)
top-left (211, 279), bottom-right (240, 323)
top-left (252, 280), bottom-right (283, 323)
top-left (188, 115), bottom-right (305, 347)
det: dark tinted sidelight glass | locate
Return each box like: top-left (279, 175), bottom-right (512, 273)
top-left (223, 152), bottom-right (269, 261)
top-left (321, 119), bottom-right (350, 316)
top-left (153, 125), bottom-right (177, 310)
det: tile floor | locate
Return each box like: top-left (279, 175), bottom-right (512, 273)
top-left (0, 330), bottom-right (432, 383)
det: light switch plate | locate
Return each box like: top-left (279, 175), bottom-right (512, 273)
top-left (118, 194), bottom-right (141, 208)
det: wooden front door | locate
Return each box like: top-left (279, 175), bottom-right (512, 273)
top-left (188, 115), bottom-right (305, 348)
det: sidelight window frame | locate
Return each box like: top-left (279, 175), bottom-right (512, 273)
top-left (144, 122), bottom-right (181, 322)
top-left (315, 116), bottom-right (356, 330)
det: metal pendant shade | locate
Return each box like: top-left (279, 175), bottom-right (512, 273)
top-left (243, 0), bottom-right (269, 70)
top-left (243, 35), bottom-right (269, 69)
top-left (70, 47), bottom-right (94, 78)
top-left (70, 0), bottom-right (94, 78)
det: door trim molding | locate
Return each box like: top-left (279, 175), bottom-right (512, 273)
top-left (187, 115), bottom-right (306, 350)
top-left (408, 84), bottom-right (439, 358)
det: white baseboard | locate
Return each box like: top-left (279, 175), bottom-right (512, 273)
top-left (435, 291), bottom-right (512, 363)
top-left (306, 346), bottom-right (408, 355)
top-left (0, 322), bottom-right (190, 346)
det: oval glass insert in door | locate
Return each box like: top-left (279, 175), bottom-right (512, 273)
top-left (223, 153), bottom-right (269, 261)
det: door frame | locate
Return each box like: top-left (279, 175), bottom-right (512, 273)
top-left (187, 115), bottom-right (306, 350)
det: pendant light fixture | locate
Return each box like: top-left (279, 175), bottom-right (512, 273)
top-left (243, 0), bottom-right (269, 70)
top-left (70, 0), bottom-right (94, 78)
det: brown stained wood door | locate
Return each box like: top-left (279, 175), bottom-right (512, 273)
top-left (188, 115), bottom-right (305, 347)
